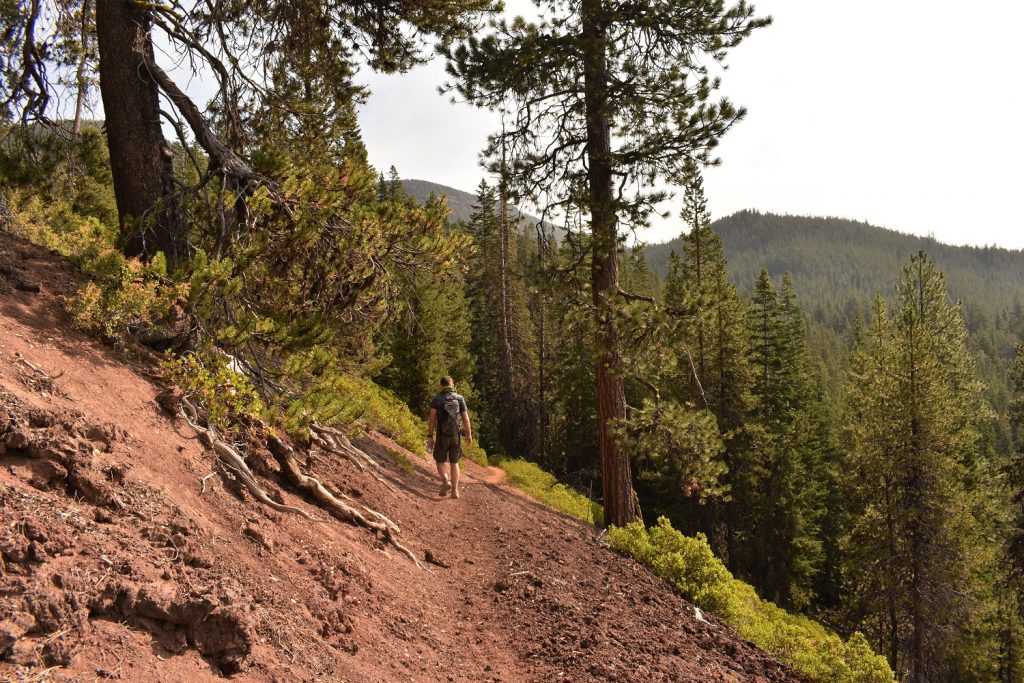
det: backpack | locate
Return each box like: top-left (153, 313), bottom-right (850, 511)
top-left (439, 392), bottom-right (462, 437)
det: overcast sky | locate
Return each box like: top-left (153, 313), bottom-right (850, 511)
top-left (356, 0), bottom-right (1024, 249)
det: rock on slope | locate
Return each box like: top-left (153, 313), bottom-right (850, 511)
top-left (0, 230), bottom-right (802, 682)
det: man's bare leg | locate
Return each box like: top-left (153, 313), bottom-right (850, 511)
top-left (436, 460), bottom-right (450, 496)
top-left (449, 462), bottom-right (461, 499)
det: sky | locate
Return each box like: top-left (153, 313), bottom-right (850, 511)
top-left (356, 0), bottom-right (1024, 249)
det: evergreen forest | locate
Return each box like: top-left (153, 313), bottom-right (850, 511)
top-left (2, 1), bottom-right (1023, 681)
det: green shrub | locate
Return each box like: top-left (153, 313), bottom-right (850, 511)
top-left (285, 374), bottom-right (429, 457)
top-left (160, 352), bottom-right (265, 432)
top-left (66, 248), bottom-right (190, 343)
top-left (497, 458), bottom-right (603, 525)
top-left (609, 517), bottom-right (893, 682)
top-left (461, 439), bottom-right (489, 467)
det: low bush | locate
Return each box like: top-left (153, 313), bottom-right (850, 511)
top-left (496, 458), bottom-right (603, 525)
top-left (5, 162), bottom-right (187, 345)
top-left (66, 248), bottom-right (189, 343)
top-left (608, 518), bottom-right (894, 682)
top-left (461, 439), bottom-right (489, 467)
top-left (160, 352), bottom-right (265, 432)
top-left (292, 374), bottom-right (429, 457)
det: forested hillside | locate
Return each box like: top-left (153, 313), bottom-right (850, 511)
top-left (645, 210), bottom-right (1024, 328)
top-left (402, 178), bottom-right (549, 229)
top-left (644, 210), bottom-right (1024, 428)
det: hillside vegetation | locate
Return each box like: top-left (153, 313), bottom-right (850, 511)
top-left (645, 209), bottom-right (1024, 324)
top-left (3, 1), bottom-right (1021, 681)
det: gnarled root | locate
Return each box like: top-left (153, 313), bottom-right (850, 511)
top-left (178, 398), bottom-right (318, 521)
top-left (268, 435), bottom-right (421, 568)
top-left (308, 423), bottom-right (397, 493)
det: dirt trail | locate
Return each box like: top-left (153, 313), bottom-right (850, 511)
top-left (0, 230), bottom-right (802, 682)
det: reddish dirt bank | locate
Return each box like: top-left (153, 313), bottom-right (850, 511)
top-left (0, 230), bottom-right (803, 682)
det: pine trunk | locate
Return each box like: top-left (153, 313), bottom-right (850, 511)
top-left (498, 173), bottom-right (514, 396)
top-left (908, 305), bottom-right (925, 683)
top-left (536, 227), bottom-right (548, 465)
top-left (885, 480), bottom-right (900, 674)
top-left (95, 1), bottom-right (186, 266)
top-left (582, 0), bottom-right (635, 528)
top-left (71, 0), bottom-right (91, 136)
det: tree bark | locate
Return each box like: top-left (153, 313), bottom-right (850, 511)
top-left (536, 225), bottom-right (548, 466)
top-left (95, 0), bottom-right (186, 266)
top-left (71, 0), bottom-right (91, 136)
top-left (582, 0), bottom-right (635, 528)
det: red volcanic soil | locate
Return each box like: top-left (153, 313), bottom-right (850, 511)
top-left (0, 229), bottom-right (802, 682)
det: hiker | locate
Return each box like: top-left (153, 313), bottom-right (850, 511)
top-left (426, 376), bottom-right (472, 499)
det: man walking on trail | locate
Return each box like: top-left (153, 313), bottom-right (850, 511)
top-left (427, 376), bottom-right (472, 499)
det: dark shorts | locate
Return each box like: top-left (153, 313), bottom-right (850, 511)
top-left (432, 433), bottom-right (462, 463)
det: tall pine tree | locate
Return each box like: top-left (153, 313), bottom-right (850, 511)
top-left (465, 180), bottom-right (538, 457)
top-left (843, 253), bottom-right (988, 681)
top-left (658, 176), bottom-right (754, 562)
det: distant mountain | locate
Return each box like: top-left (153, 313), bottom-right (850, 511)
top-left (402, 178), bottom-right (1024, 327)
top-left (644, 210), bottom-right (1024, 324)
top-left (401, 179), bottom-right (547, 227)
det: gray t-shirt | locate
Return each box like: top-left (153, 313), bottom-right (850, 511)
top-left (431, 389), bottom-right (467, 415)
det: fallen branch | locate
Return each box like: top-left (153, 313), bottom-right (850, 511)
top-left (14, 352), bottom-right (67, 396)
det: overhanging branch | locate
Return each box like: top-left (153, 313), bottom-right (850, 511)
top-left (141, 52), bottom-right (256, 182)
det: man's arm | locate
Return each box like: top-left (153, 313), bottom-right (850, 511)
top-left (427, 408), bottom-right (437, 448)
top-left (461, 410), bottom-right (472, 443)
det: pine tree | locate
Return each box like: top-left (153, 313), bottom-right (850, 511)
top-left (545, 230), bottom-right (601, 477)
top-left (465, 180), bottom-right (538, 458)
top-left (742, 271), bottom-right (826, 609)
top-left (999, 344), bottom-right (1024, 680)
top-left (656, 176), bottom-right (755, 562)
top-left (1007, 345), bottom-right (1024, 597)
top-left (843, 253), bottom-right (988, 680)
top-left (376, 180), bottom-right (477, 416)
top-left (444, 0), bottom-right (769, 526)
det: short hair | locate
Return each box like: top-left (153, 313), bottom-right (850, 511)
top-left (440, 376), bottom-right (454, 387)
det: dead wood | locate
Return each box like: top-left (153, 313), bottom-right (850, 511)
top-left (14, 352), bottom-right (67, 397)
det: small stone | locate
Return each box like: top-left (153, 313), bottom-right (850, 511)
top-left (23, 521), bottom-right (48, 543)
top-left (28, 459), bottom-right (67, 489)
top-left (14, 279), bottom-right (41, 293)
top-left (9, 638), bottom-right (42, 666)
top-left (4, 428), bottom-right (31, 450)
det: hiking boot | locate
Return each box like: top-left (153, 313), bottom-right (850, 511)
top-left (439, 479), bottom-right (451, 497)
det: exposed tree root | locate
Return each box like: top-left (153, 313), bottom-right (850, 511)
top-left (267, 435), bottom-right (422, 568)
top-left (161, 390), bottom-right (421, 567)
top-left (308, 423), bottom-right (397, 493)
top-left (178, 398), bottom-right (318, 521)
